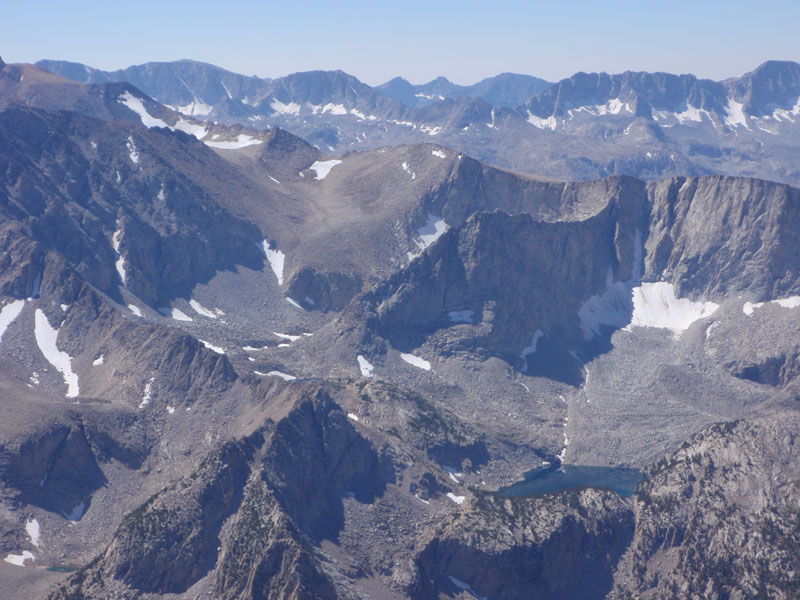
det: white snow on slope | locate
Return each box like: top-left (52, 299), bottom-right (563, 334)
top-left (266, 371), bottom-right (296, 381)
top-left (724, 98), bottom-right (750, 129)
top-left (190, 299), bottom-right (217, 319)
top-left (139, 378), bottom-right (154, 408)
top-left (112, 225), bottom-right (126, 285)
top-left (627, 282), bottom-right (719, 334)
top-left (309, 160), bottom-right (342, 180)
top-left (128, 304), bottom-right (143, 317)
top-left (775, 296), bottom-right (800, 308)
top-left (26, 519), bottom-right (40, 548)
top-left (0, 300), bottom-right (25, 343)
top-left (415, 215), bottom-right (449, 249)
top-left (357, 355), bottom-right (374, 378)
top-left (771, 97), bottom-right (800, 122)
top-left (270, 99), bottom-right (301, 115)
top-left (744, 295), bottom-right (800, 315)
top-left (4, 551), bottom-right (34, 566)
top-left (261, 241), bottom-right (285, 285)
top-left (92, 355), bottom-right (104, 366)
top-left (446, 493), bottom-right (465, 505)
top-left (119, 92), bottom-right (207, 139)
top-left (204, 134), bottom-right (263, 149)
top-left (402, 162), bottom-right (416, 179)
top-left (34, 309), bottom-right (79, 398)
top-left (347, 413), bottom-right (359, 422)
top-left (448, 310), bottom-right (474, 324)
top-left (158, 307), bottom-right (193, 322)
top-left (273, 332), bottom-right (301, 342)
top-left (675, 104), bottom-right (711, 124)
top-left (118, 92), bottom-right (169, 128)
top-left (286, 297), bottom-right (303, 309)
top-left (400, 353), bottom-right (431, 370)
top-left (431, 149), bottom-right (447, 158)
top-left (200, 340), bottom-right (225, 354)
top-left (527, 111), bottom-right (558, 130)
top-left (126, 136), bottom-right (139, 164)
top-left (322, 103), bottom-right (347, 115)
top-left (419, 125), bottom-right (441, 136)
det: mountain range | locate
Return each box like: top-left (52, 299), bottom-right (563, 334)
top-left (37, 58), bottom-right (800, 188)
top-left (0, 56), bottom-right (799, 599)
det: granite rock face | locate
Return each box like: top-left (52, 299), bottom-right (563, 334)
top-left (613, 412), bottom-right (800, 600)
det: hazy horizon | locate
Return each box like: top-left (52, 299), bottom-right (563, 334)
top-left (4, 0), bottom-right (799, 86)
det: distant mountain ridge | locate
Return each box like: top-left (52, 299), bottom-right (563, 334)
top-left (35, 58), bottom-right (800, 188)
top-left (375, 72), bottom-right (552, 108)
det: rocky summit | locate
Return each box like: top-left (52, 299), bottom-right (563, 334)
top-left (0, 57), bottom-right (799, 600)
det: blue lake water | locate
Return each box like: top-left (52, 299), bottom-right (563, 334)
top-left (498, 464), bottom-right (644, 498)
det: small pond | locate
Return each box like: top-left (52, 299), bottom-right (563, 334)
top-left (498, 464), bottom-right (644, 498)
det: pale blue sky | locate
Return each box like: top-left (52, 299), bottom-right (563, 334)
top-left (3, 1), bottom-right (798, 85)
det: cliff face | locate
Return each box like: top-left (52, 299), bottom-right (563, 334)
top-left (613, 412), bottom-right (800, 600)
top-left (0, 107), bottom-right (263, 305)
top-left (358, 176), bottom-right (647, 366)
top-left (646, 176), bottom-right (800, 301)
top-left (409, 489), bottom-right (634, 600)
top-left (48, 388), bottom-right (389, 599)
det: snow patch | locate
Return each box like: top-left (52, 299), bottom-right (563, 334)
top-left (139, 378), bottom-right (154, 408)
top-left (775, 296), bottom-right (800, 309)
top-left (402, 161), bottom-right (416, 179)
top-left (26, 519), bottom-right (41, 548)
top-left (527, 111), bottom-right (558, 130)
top-left (431, 149), bottom-right (447, 158)
top-left (266, 371), bottom-right (296, 381)
top-left (322, 103), bottom-right (347, 115)
top-left (190, 299), bottom-right (217, 319)
top-left (357, 355), bottom-right (374, 378)
top-left (92, 355), bottom-right (104, 366)
top-left (4, 551), bottom-right (34, 566)
top-left (199, 340), bottom-right (225, 354)
top-left (273, 332), bottom-right (301, 342)
top-left (0, 300), bottom-right (25, 343)
top-left (112, 224), bottom-right (126, 285)
top-left (270, 99), bottom-right (301, 115)
top-left (744, 295), bottom-right (800, 315)
top-left (309, 159), bottom-right (342, 180)
top-left (34, 309), bottom-right (79, 398)
top-left (118, 92), bottom-right (169, 128)
top-left (400, 353), bottom-right (431, 370)
top-left (126, 136), bottom-right (139, 164)
top-left (420, 125), bottom-right (442, 136)
top-left (286, 297), bottom-right (303, 309)
top-left (128, 304), bottom-right (142, 317)
top-left (167, 406), bottom-right (175, 414)
top-left (347, 413), bottom-right (359, 422)
top-left (415, 215), bottom-right (449, 249)
top-left (204, 134), bottom-right (262, 149)
top-left (261, 241), bottom-right (285, 285)
top-left (724, 98), bottom-right (750, 129)
top-left (627, 282), bottom-right (718, 334)
top-left (446, 493), bottom-right (465, 504)
top-left (157, 307), bottom-right (193, 321)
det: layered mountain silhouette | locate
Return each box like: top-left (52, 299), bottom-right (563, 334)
top-left (0, 59), bottom-right (799, 600)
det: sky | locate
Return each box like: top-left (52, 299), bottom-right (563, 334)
top-left (3, 1), bottom-right (799, 85)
